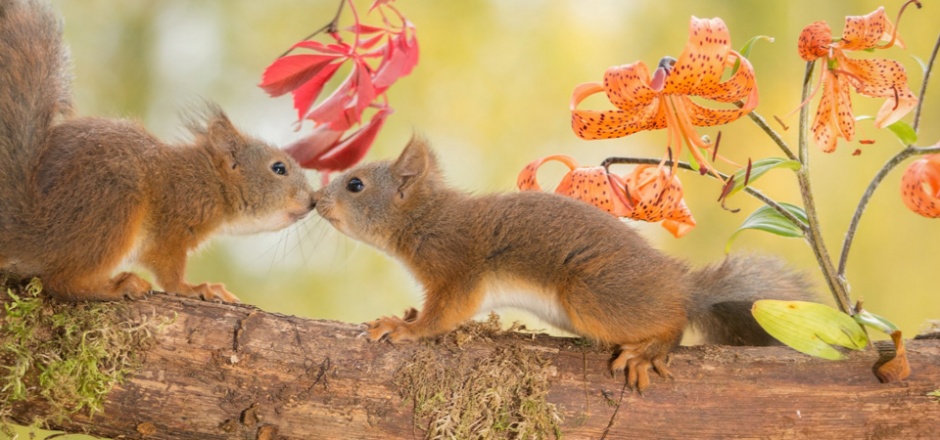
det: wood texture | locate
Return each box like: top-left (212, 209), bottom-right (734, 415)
top-left (6, 294), bottom-right (940, 439)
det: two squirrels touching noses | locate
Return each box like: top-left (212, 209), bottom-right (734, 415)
top-left (0, 0), bottom-right (813, 391)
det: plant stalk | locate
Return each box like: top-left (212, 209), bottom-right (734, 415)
top-left (837, 32), bottom-right (940, 279)
top-left (795, 61), bottom-right (853, 314)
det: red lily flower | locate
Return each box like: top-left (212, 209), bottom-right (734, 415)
top-left (900, 153), bottom-right (940, 218)
top-left (797, 6), bottom-right (918, 152)
top-left (571, 16), bottom-right (758, 175)
top-left (518, 155), bottom-right (695, 238)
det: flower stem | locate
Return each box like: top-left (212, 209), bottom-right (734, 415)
top-left (796, 61), bottom-right (853, 314)
top-left (743, 108), bottom-right (799, 162)
top-left (601, 157), bottom-right (808, 231)
top-left (913, 32), bottom-right (940, 133)
top-left (837, 32), bottom-right (940, 281)
top-left (277, 0), bottom-right (347, 58)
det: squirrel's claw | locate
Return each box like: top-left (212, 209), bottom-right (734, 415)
top-left (361, 313), bottom-right (417, 343)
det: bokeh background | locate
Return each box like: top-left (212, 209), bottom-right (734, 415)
top-left (10, 0), bottom-right (940, 437)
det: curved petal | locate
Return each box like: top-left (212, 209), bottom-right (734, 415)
top-left (798, 21), bottom-right (833, 61)
top-left (623, 165), bottom-right (696, 237)
top-left (703, 50), bottom-right (759, 105)
top-left (517, 154), bottom-right (579, 192)
top-left (678, 95), bottom-right (752, 128)
top-left (811, 70), bottom-right (854, 152)
top-left (603, 61), bottom-right (659, 111)
top-left (839, 7), bottom-right (894, 52)
top-left (900, 154), bottom-right (940, 218)
top-left (663, 16), bottom-right (732, 96)
top-left (839, 57), bottom-right (918, 128)
top-left (570, 77), bottom-right (667, 140)
top-left (517, 155), bottom-right (633, 216)
top-left (571, 106), bottom-right (667, 140)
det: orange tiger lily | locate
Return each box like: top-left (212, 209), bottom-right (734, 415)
top-left (900, 154), bottom-right (940, 218)
top-left (797, 6), bottom-right (918, 152)
top-left (571, 16), bottom-right (758, 175)
top-left (517, 155), bottom-right (696, 237)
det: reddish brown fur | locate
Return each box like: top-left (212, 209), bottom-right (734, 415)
top-left (315, 138), bottom-right (813, 391)
top-left (0, 0), bottom-right (316, 302)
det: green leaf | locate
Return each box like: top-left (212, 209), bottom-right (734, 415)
top-left (853, 310), bottom-right (899, 335)
top-left (725, 203), bottom-right (807, 252)
top-left (886, 120), bottom-right (917, 146)
top-left (854, 116), bottom-right (917, 146)
top-left (726, 157), bottom-right (801, 198)
top-left (752, 300), bottom-right (868, 360)
top-left (733, 35), bottom-right (774, 75)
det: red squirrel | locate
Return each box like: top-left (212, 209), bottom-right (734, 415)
top-left (314, 137), bottom-right (812, 391)
top-left (0, 0), bottom-right (316, 302)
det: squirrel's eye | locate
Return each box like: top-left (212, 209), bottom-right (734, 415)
top-left (271, 162), bottom-right (287, 176)
top-left (346, 177), bottom-right (365, 193)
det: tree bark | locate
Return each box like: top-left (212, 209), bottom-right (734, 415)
top-left (5, 294), bottom-right (940, 440)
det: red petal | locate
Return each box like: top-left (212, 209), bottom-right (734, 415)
top-left (291, 40), bottom-right (351, 56)
top-left (306, 70), bottom-right (357, 130)
top-left (285, 125), bottom-right (345, 167)
top-left (346, 23), bottom-right (387, 35)
top-left (259, 55), bottom-right (341, 97)
top-left (289, 61), bottom-right (343, 120)
top-left (312, 108), bottom-right (392, 172)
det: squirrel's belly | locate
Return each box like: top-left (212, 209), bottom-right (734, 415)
top-left (477, 274), bottom-right (574, 333)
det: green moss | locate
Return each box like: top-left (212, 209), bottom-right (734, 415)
top-left (395, 317), bottom-right (563, 440)
top-left (0, 277), bottom-right (170, 432)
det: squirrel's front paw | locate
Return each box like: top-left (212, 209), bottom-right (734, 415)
top-left (361, 312), bottom-right (417, 343)
top-left (170, 282), bottom-right (241, 303)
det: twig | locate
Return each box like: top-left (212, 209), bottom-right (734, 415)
top-left (276, 0), bottom-right (347, 59)
top-left (602, 158), bottom-right (808, 231)
top-left (913, 32), bottom-right (940, 133)
top-left (837, 33), bottom-right (940, 280)
top-left (741, 106), bottom-right (799, 162)
top-left (794, 61), bottom-right (852, 314)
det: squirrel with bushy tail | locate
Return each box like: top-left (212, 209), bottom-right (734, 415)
top-left (315, 137), bottom-right (814, 391)
top-left (0, 0), bottom-right (316, 302)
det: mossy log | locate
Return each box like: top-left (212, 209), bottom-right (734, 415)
top-left (4, 293), bottom-right (940, 439)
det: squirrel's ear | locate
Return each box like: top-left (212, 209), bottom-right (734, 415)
top-left (391, 136), bottom-right (437, 198)
top-left (204, 109), bottom-right (241, 169)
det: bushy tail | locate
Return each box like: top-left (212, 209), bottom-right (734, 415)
top-left (0, 0), bottom-right (72, 201)
top-left (686, 255), bottom-right (814, 346)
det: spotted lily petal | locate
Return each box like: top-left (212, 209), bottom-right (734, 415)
top-left (839, 7), bottom-right (895, 52)
top-left (839, 57), bottom-right (918, 128)
top-left (517, 155), bottom-right (633, 216)
top-left (623, 165), bottom-right (696, 237)
top-left (798, 21), bottom-right (833, 61)
top-left (800, 6), bottom-right (918, 153)
top-left (518, 156), bottom-right (696, 237)
top-left (811, 70), bottom-right (855, 153)
top-left (901, 154), bottom-right (940, 218)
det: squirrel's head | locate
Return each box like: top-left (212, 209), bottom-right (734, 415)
top-left (314, 136), bottom-right (441, 250)
top-left (192, 105), bottom-right (317, 235)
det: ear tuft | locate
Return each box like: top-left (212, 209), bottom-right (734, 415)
top-left (188, 102), bottom-right (242, 169)
top-left (391, 135), bottom-right (438, 199)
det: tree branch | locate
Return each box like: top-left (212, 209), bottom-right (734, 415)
top-left (4, 294), bottom-right (940, 440)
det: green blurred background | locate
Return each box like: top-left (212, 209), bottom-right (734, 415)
top-left (9, 0), bottom-right (939, 437)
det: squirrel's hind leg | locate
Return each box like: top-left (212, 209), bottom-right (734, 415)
top-left (610, 334), bottom-right (680, 393)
